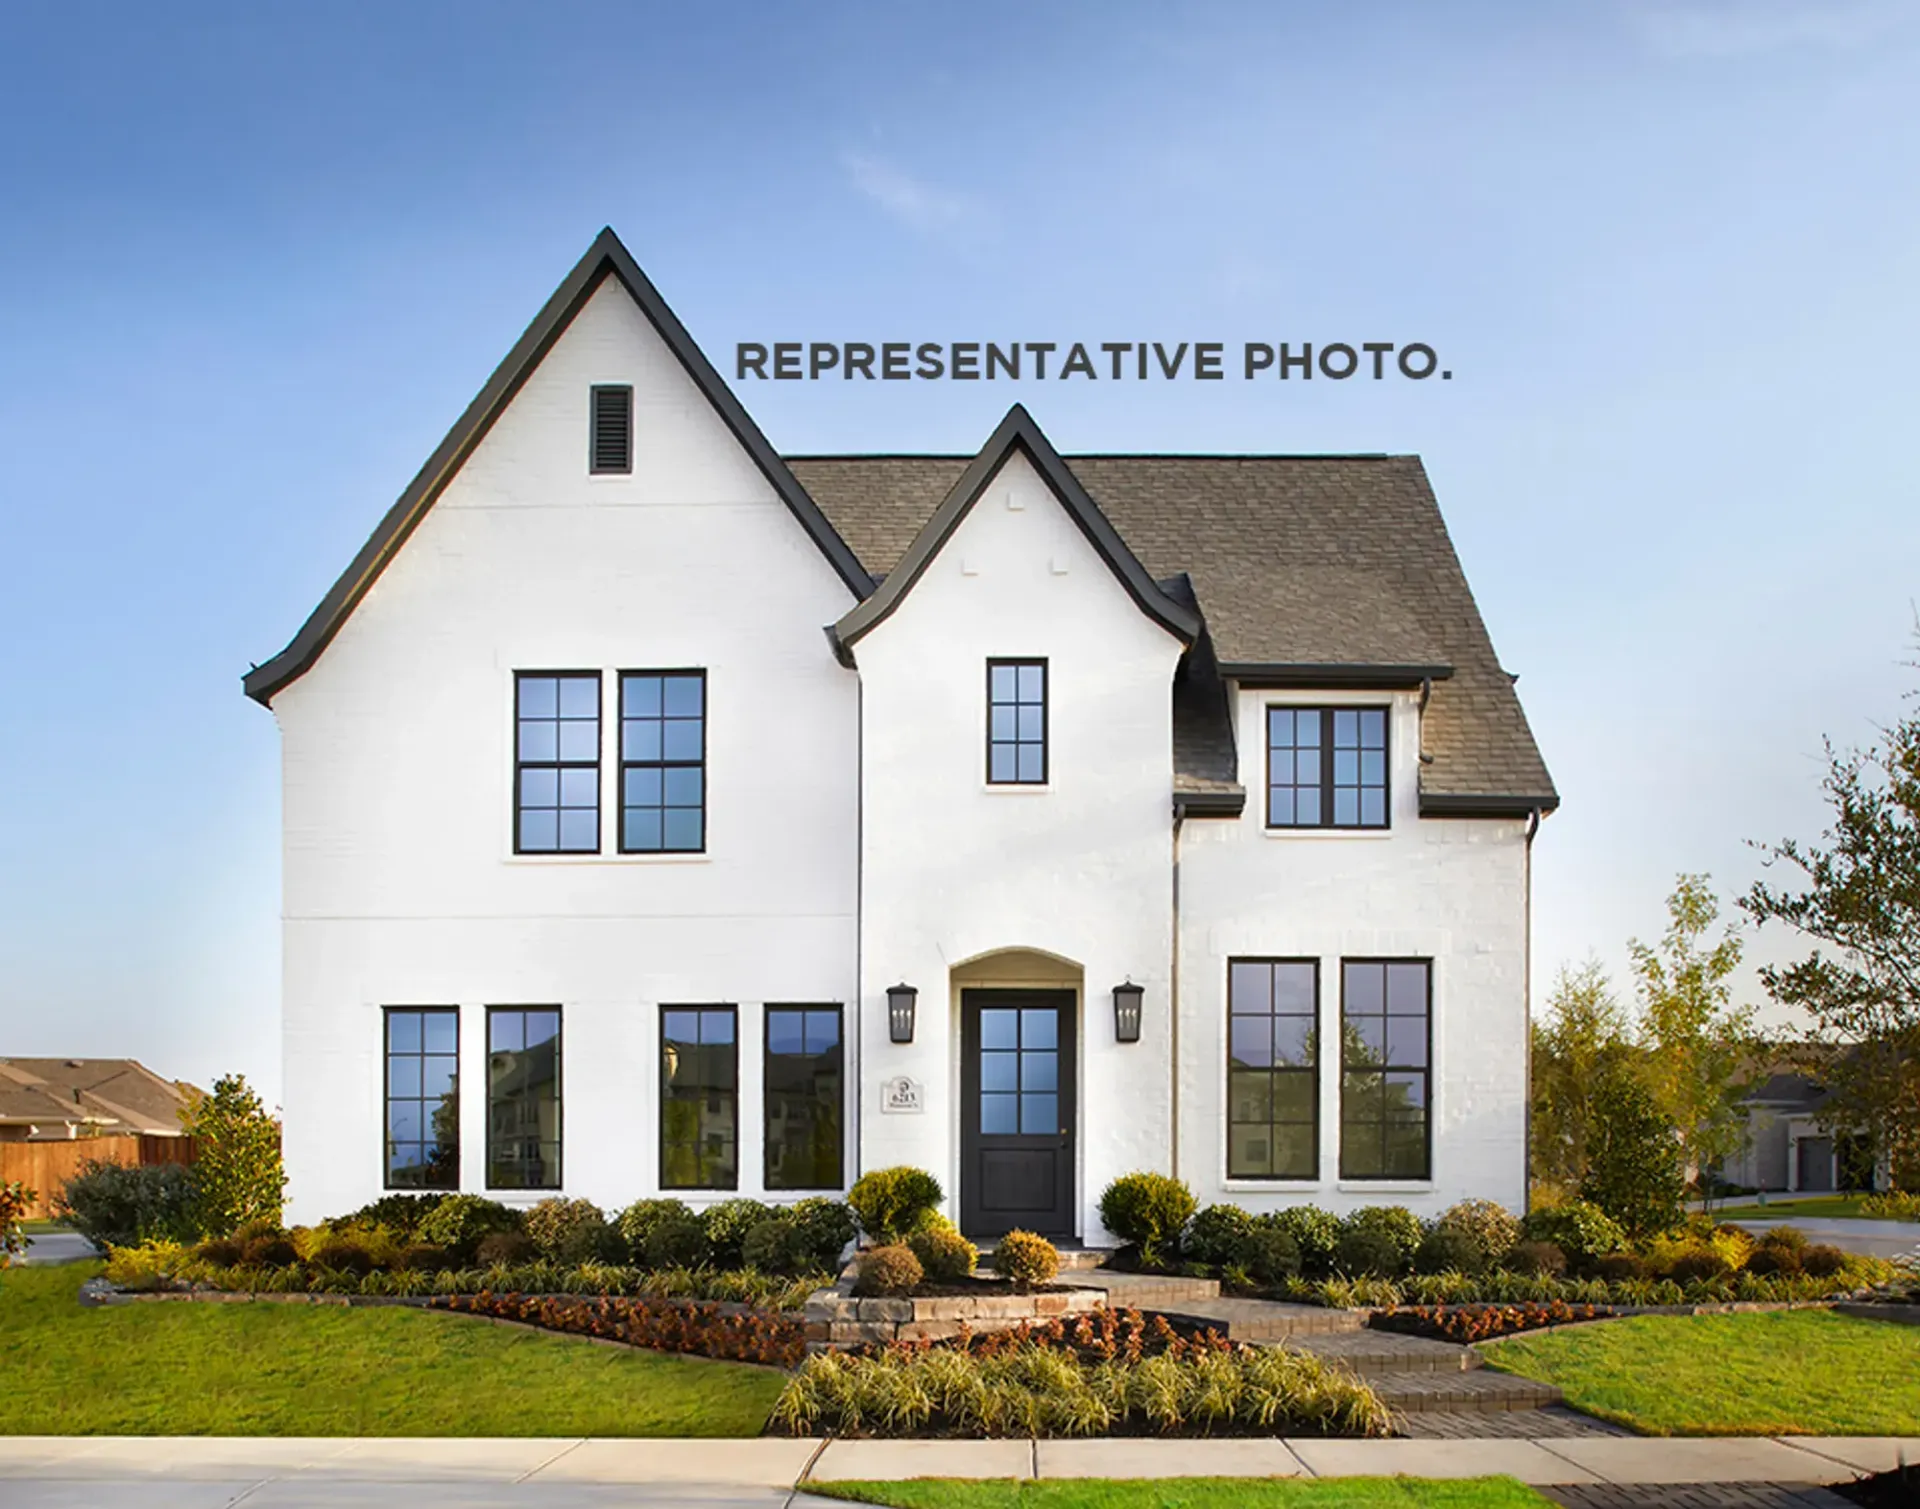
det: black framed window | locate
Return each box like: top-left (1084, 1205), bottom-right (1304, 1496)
top-left (620, 671), bottom-right (705, 853)
top-left (1267, 707), bottom-right (1389, 829)
top-left (661, 1006), bottom-right (737, 1189)
top-left (764, 1006), bottom-right (843, 1190)
top-left (515, 673), bottom-right (600, 853)
top-left (987, 659), bottom-right (1047, 784)
top-left (487, 1007), bottom-right (562, 1190)
top-left (1226, 961), bottom-right (1318, 1179)
top-left (591, 384), bottom-right (633, 474)
top-left (384, 1008), bottom-right (459, 1190)
top-left (1340, 960), bottom-right (1431, 1180)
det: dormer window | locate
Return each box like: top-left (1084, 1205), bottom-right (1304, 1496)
top-left (1267, 706), bottom-right (1388, 828)
top-left (590, 384), bottom-right (632, 474)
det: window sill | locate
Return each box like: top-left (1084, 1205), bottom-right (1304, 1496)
top-left (1335, 1180), bottom-right (1434, 1194)
top-left (1261, 826), bottom-right (1394, 840)
top-left (1224, 1178), bottom-right (1324, 1190)
top-left (982, 784), bottom-right (1052, 795)
top-left (504, 852), bottom-right (712, 865)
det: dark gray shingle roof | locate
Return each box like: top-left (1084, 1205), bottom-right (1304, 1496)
top-left (787, 452), bottom-right (1556, 811)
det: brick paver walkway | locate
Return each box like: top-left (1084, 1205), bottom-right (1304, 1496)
top-left (1397, 1403), bottom-right (1635, 1439)
top-left (1544, 1485), bottom-right (1854, 1508)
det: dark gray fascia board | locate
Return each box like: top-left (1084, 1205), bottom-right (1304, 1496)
top-left (1173, 788), bottom-right (1246, 819)
top-left (829, 404), bottom-right (1202, 657)
top-left (243, 227), bottom-right (872, 706)
top-left (1418, 792), bottom-right (1560, 819)
top-left (1220, 662), bottom-right (1455, 689)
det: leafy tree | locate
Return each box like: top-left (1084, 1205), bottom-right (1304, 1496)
top-left (183, 1074), bottom-right (286, 1235)
top-left (1631, 875), bottom-right (1757, 1205)
top-left (1579, 1063), bottom-right (1687, 1237)
top-left (1744, 650), bottom-right (1920, 1190)
top-left (1530, 958), bottom-right (1631, 1193)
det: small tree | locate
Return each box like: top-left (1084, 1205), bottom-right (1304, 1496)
top-left (1579, 1064), bottom-right (1686, 1238)
top-left (184, 1074), bottom-right (285, 1235)
top-left (1, 1181), bottom-right (35, 1269)
top-left (1530, 958), bottom-right (1631, 1193)
top-left (1631, 876), bottom-right (1757, 1204)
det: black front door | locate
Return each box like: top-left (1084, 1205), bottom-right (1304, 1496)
top-left (959, 989), bottom-right (1075, 1239)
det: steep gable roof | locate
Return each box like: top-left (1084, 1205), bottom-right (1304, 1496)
top-left (242, 228), bottom-right (872, 706)
top-left (828, 405), bottom-right (1201, 658)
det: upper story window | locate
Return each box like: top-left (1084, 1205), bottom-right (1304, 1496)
top-left (987, 659), bottom-right (1047, 784)
top-left (516, 673), bottom-right (601, 853)
top-left (1267, 706), bottom-right (1388, 829)
top-left (621, 671), bottom-right (706, 852)
top-left (590, 384), bottom-right (633, 474)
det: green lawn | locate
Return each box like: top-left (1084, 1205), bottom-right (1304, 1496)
top-left (809, 1482), bottom-right (1549, 1509)
top-left (0, 1261), bottom-right (786, 1436)
top-left (1709, 1194), bottom-right (1895, 1221)
top-left (1482, 1309), bottom-right (1920, 1436)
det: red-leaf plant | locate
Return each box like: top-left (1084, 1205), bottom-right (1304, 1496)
top-left (433, 1290), bottom-right (805, 1368)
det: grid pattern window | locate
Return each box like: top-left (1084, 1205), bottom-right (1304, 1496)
top-left (1226, 961), bottom-right (1319, 1179)
top-left (978, 1005), bottom-right (1059, 1135)
top-left (620, 671), bottom-right (705, 853)
top-left (1340, 960), bottom-right (1431, 1180)
top-left (384, 1008), bottom-right (458, 1190)
top-left (661, 1006), bottom-right (737, 1189)
top-left (516, 673), bottom-right (601, 853)
top-left (486, 1008), bottom-right (562, 1190)
top-left (763, 1006), bottom-right (843, 1190)
top-left (987, 659), bottom-right (1047, 784)
top-left (590, 384), bottom-right (633, 474)
top-left (1267, 707), bottom-right (1389, 829)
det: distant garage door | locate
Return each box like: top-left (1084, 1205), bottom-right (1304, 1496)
top-left (1797, 1136), bottom-right (1835, 1192)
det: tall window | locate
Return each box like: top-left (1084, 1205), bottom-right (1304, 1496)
top-left (987, 659), bottom-right (1047, 784)
top-left (591, 384), bottom-right (633, 474)
top-left (487, 1008), bottom-right (562, 1189)
top-left (1226, 961), bottom-right (1318, 1179)
top-left (661, 1006), bottom-right (737, 1189)
top-left (516, 673), bottom-right (600, 853)
top-left (384, 1008), bottom-right (458, 1190)
top-left (764, 1006), bottom-right (843, 1190)
top-left (620, 671), bottom-right (706, 852)
top-left (1267, 707), bottom-right (1389, 829)
top-left (1340, 960), bottom-right (1431, 1179)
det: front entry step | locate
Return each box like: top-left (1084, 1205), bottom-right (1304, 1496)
top-left (1057, 1270), bottom-right (1221, 1307)
top-left (1364, 1369), bottom-right (1563, 1414)
top-left (1280, 1330), bottom-right (1479, 1376)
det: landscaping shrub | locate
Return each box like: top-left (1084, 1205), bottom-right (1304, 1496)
top-left (1332, 1226), bottom-right (1405, 1278)
top-left (848, 1166), bottom-right (944, 1245)
top-left (476, 1230), bottom-right (538, 1267)
top-left (1413, 1226), bottom-right (1487, 1276)
top-left (0, 1180), bottom-right (33, 1269)
top-left (1759, 1225), bottom-right (1810, 1255)
top-left (1432, 1199), bottom-right (1521, 1264)
top-left (242, 1235), bottom-right (298, 1268)
top-left (908, 1223), bottom-right (978, 1282)
top-left (643, 1214), bottom-right (713, 1269)
top-left (524, 1198), bottom-right (608, 1261)
top-left (1264, 1206), bottom-right (1342, 1275)
top-left (58, 1160), bottom-right (199, 1248)
top-left (852, 1243), bottom-right (923, 1297)
top-left (1237, 1226), bottom-right (1301, 1285)
top-left (557, 1219), bottom-right (626, 1266)
top-left (1182, 1203), bottom-right (1253, 1267)
top-left (992, 1228), bottom-right (1060, 1290)
top-left (702, 1198), bottom-right (773, 1265)
top-left (182, 1073), bottom-right (286, 1236)
top-left (1744, 1244), bottom-right (1802, 1276)
top-left (788, 1197), bottom-right (858, 1272)
top-left (1862, 1190), bottom-right (1920, 1220)
top-left (310, 1239), bottom-right (375, 1276)
top-left (1803, 1244), bottom-right (1848, 1278)
top-left (340, 1192), bottom-right (446, 1236)
top-left (1594, 1252), bottom-right (1650, 1283)
top-left (1577, 1066), bottom-right (1687, 1238)
top-left (1097, 1172), bottom-right (1197, 1266)
top-left (1667, 1248), bottom-right (1732, 1284)
top-left (1505, 1240), bottom-right (1569, 1277)
top-left (231, 1218), bottom-right (283, 1244)
top-left (741, 1213), bottom-right (817, 1277)
top-left (616, 1198), bottom-right (695, 1262)
top-left (435, 1290), bottom-right (805, 1368)
top-left (194, 1237), bottom-right (244, 1267)
top-left (1342, 1207), bottom-right (1423, 1270)
top-left (415, 1194), bottom-right (522, 1260)
top-left (397, 1242), bottom-right (453, 1273)
top-left (1520, 1200), bottom-right (1625, 1269)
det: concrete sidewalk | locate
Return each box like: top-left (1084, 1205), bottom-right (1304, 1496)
top-left (1, 1434), bottom-right (1916, 1494)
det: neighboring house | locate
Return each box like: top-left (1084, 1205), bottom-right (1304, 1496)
top-left (0, 1058), bottom-right (198, 1142)
top-left (1719, 1070), bottom-right (1879, 1195)
top-left (244, 229), bottom-right (1558, 1234)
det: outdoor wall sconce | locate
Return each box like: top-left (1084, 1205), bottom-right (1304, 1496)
top-left (887, 982), bottom-right (918, 1044)
top-left (1112, 981), bottom-right (1144, 1044)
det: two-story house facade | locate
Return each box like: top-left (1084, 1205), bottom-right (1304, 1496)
top-left (246, 229), bottom-right (1557, 1233)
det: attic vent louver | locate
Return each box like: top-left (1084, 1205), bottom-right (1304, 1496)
top-left (590, 384), bottom-right (633, 474)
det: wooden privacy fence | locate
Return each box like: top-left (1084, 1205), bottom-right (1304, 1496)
top-left (1, 1135), bottom-right (198, 1219)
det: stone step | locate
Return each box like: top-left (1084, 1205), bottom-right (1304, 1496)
top-left (1279, 1329), bottom-right (1481, 1377)
top-left (1131, 1296), bottom-right (1368, 1341)
top-left (1366, 1368), bottom-right (1563, 1415)
top-left (973, 1245), bottom-right (1117, 1274)
top-left (1057, 1270), bottom-right (1222, 1306)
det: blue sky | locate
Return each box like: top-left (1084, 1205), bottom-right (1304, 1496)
top-left (2, 1), bottom-right (1916, 1104)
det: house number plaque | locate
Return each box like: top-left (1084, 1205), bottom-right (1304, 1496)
top-left (880, 1075), bottom-right (925, 1114)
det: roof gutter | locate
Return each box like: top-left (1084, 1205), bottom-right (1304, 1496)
top-left (1221, 662), bottom-right (1453, 690)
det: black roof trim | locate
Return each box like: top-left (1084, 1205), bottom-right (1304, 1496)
top-left (243, 227), bottom-right (871, 706)
top-left (1222, 662), bottom-right (1455, 689)
top-left (1173, 789), bottom-right (1247, 819)
top-left (1419, 792), bottom-right (1561, 819)
top-left (829, 404), bottom-right (1202, 657)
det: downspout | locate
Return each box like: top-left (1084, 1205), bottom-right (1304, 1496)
top-left (1171, 809), bottom-right (1184, 1181)
top-left (1522, 803), bottom-right (1541, 1216)
top-left (852, 674), bottom-right (865, 1188)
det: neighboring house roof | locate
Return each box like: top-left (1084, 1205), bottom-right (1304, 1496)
top-left (791, 450), bottom-right (1557, 815)
top-left (1740, 1072), bottom-right (1832, 1112)
top-left (0, 1058), bottom-right (198, 1135)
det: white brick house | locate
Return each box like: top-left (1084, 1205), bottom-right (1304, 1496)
top-left (246, 229), bottom-right (1557, 1234)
